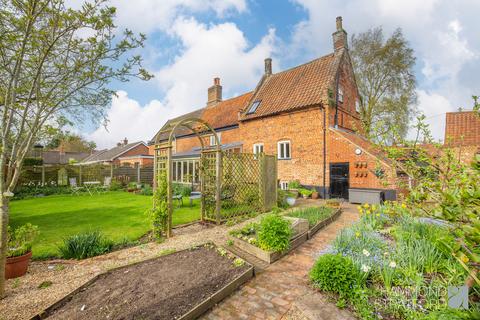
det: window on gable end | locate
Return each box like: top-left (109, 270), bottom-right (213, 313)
top-left (338, 87), bottom-right (344, 103)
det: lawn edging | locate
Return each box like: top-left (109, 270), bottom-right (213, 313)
top-left (30, 244), bottom-right (253, 320)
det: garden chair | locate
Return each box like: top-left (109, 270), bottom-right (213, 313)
top-left (101, 177), bottom-right (112, 192)
top-left (69, 178), bottom-right (84, 195)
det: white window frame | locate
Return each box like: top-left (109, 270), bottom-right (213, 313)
top-left (355, 99), bottom-right (360, 113)
top-left (280, 181), bottom-right (289, 190)
top-left (253, 143), bottom-right (264, 157)
top-left (277, 140), bottom-right (291, 160)
top-left (338, 87), bottom-right (344, 103)
top-left (209, 132), bottom-right (221, 146)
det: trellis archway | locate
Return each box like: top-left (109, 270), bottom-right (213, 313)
top-left (153, 117), bottom-right (222, 237)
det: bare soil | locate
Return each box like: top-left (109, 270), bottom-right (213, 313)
top-left (45, 245), bottom-right (249, 320)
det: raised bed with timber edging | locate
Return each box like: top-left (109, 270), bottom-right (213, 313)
top-left (31, 244), bottom-right (253, 320)
top-left (305, 208), bottom-right (342, 239)
top-left (229, 217), bottom-right (309, 264)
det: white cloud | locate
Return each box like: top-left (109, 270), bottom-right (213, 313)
top-left (87, 16), bottom-right (276, 148)
top-left (87, 91), bottom-right (171, 149)
top-left (156, 17), bottom-right (276, 114)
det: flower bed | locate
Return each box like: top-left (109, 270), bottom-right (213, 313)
top-left (309, 203), bottom-right (480, 319)
top-left (286, 206), bottom-right (341, 239)
top-left (33, 244), bottom-right (253, 320)
top-left (229, 214), bottom-right (308, 263)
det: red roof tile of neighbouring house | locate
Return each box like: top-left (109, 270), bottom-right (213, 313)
top-left (81, 141), bottom-right (146, 164)
top-left (445, 111), bottom-right (480, 146)
top-left (240, 52), bottom-right (339, 120)
top-left (151, 92), bottom-right (252, 143)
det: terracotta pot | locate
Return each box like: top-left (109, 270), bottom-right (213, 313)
top-left (6, 251), bottom-right (32, 279)
top-left (311, 192), bottom-right (319, 199)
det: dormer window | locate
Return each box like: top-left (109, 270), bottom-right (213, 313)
top-left (247, 100), bottom-right (261, 114)
top-left (338, 87), bottom-right (344, 103)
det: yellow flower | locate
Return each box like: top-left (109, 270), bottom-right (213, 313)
top-left (366, 210), bottom-right (371, 215)
top-left (461, 255), bottom-right (470, 263)
top-left (355, 232), bottom-right (361, 238)
top-left (371, 205), bottom-right (376, 211)
top-left (364, 203), bottom-right (370, 208)
top-left (376, 213), bottom-right (380, 217)
top-left (401, 203), bottom-right (407, 209)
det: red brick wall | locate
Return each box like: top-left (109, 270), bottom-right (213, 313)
top-left (445, 111), bottom-right (480, 146)
top-left (328, 55), bottom-right (362, 132)
top-left (239, 107), bottom-right (327, 186)
top-left (328, 129), bottom-right (395, 189)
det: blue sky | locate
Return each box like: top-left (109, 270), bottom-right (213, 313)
top-left (70, 0), bottom-right (480, 148)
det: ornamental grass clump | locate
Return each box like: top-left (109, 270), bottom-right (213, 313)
top-left (309, 254), bottom-right (363, 299)
top-left (257, 214), bottom-right (292, 252)
top-left (287, 206), bottom-right (334, 227)
top-left (59, 230), bottom-right (113, 259)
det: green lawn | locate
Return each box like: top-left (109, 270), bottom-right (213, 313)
top-left (9, 191), bottom-right (200, 259)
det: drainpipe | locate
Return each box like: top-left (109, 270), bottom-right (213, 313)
top-left (323, 107), bottom-right (327, 199)
top-left (334, 70), bottom-right (340, 128)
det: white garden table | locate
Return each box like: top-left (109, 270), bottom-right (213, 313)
top-left (83, 181), bottom-right (101, 196)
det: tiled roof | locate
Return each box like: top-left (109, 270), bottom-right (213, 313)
top-left (151, 92), bottom-right (252, 143)
top-left (81, 141), bottom-right (146, 163)
top-left (240, 52), bottom-right (338, 120)
top-left (445, 111), bottom-right (480, 146)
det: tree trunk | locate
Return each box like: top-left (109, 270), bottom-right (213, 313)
top-left (0, 195), bottom-right (10, 298)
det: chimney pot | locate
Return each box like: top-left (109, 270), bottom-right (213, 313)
top-left (207, 77), bottom-right (222, 106)
top-left (264, 58), bottom-right (272, 76)
top-left (336, 16), bottom-right (343, 31)
top-left (332, 16), bottom-right (348, 52)
top-left (123, 138), bottom-right (128, 145)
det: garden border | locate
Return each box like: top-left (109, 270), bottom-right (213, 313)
top-left (306, 208), bottom-right (342, 239)
top-left (229, 230), bottom-right (308, 264)
top-left (30, 244), bottom-right (254, 320)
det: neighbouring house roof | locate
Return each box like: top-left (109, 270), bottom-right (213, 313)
top-left (240, 52), bottom-right (340, 121)
top-left (445, 111), bottom-right (480, 146)
top-left (42, 151), bottom-right (91, 164)
top-left (150, 92), bottom-right (252, 143)
top-left (81, 141), bottom-right (146, 164)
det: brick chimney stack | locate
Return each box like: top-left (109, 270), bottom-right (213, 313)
top-left (123, 138), bottom-right (128, 145)
top-left (207, 77), bottom-right (222, 107)
top-left (332, 16), bottom-right (348, 52)
top-left (264, 58), bottom-right (272, 76)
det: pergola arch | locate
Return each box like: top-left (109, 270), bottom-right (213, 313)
top-left (153, 117), bottom-right (222, 237)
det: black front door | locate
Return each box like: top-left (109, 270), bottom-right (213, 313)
top-left (330, 163), bottom-right (349, 199)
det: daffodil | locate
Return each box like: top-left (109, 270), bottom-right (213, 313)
top-left (361, 264), bottom-right (371, 273)
top-left (401, 203), bottom-right (407, 209)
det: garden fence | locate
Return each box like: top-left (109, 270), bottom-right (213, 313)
top-left (18, 163), bottom-right (154, 188)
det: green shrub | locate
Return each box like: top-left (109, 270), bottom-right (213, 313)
top-left (288, 180), bottom-right (301, 189)
top-left (7, 223), bottom-right (39, 257)
top-left (109, 180), bottom-right (122, 191)
top-left (298, 188), bottom-right (313, 197)
top-left (13, 184), bottom-right (71, 200)
top-left (277, 189), bottom-right (289, 208)
top-left (140, 184), bottom-right (153, 196)
top-left (288, 207), bottom-right (334, 227)
top-left (310, 254), bottom-right (363, 299)
top-left (173, 183), bottom-right (192, 197)
top-left (59, 230), bottom-right (113, 259)
top-left (420, 308), bottom-right (480, 320)
top-left (257, 214), bottom-right (291, 252)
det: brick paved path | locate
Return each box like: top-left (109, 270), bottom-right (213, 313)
top-left (202, 204), bottom-right (359, 320)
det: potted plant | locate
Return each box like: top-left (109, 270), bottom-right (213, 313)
top-left (299, 188), bottom-right (313, 199)
top-left (311, 189), bottom-right (319, 199)
top-left (287, 180), bottom-right (301, 198)
top-left (6, 223), bottom-right (39, 279)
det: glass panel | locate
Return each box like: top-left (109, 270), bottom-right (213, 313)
top-left (173, 162), bottom-right (177, 181)
top-left (183, 162), bottom-right (187, 182)
top-left (285, 142), bottom-right (290, 158)
top-left (188, 161), bottom-right (193, 182)
top-left (177, 161), bottom-right (181, 182)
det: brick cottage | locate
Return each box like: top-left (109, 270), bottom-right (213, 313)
top-left (150, 17), bottom-right (397, 200)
